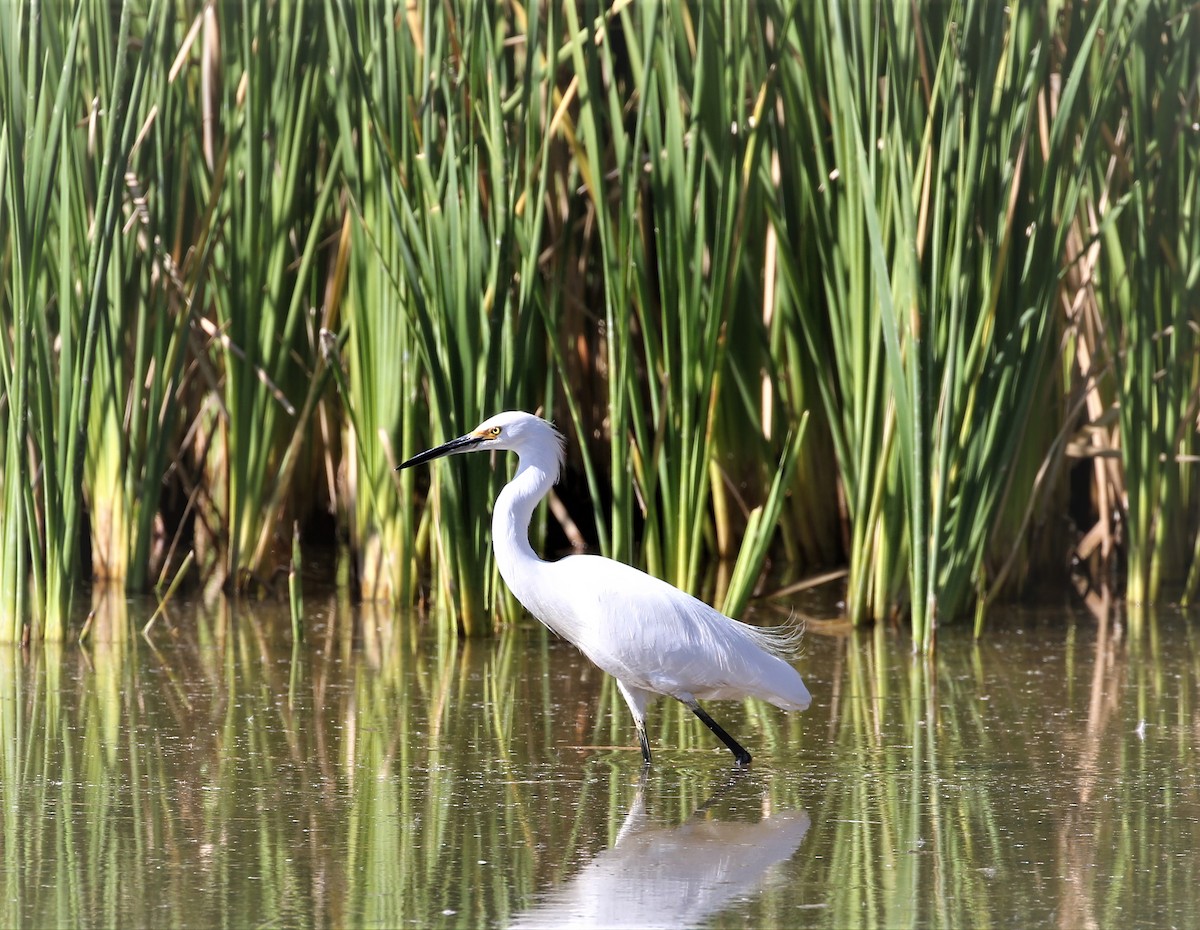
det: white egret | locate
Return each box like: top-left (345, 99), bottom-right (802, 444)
top-left (399, 411), bottom-right (811, 765)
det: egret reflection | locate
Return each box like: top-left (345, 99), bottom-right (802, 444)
top-left (508, 781), bottom-right (811, 929)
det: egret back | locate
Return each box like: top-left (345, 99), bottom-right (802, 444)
top-left (532, 555), bottom-right (812, 711)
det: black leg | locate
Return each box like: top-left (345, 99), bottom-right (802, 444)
top-left (636, 722), bottom-right (652, 766)
top-left (686, 700), bottom-right (752, 766)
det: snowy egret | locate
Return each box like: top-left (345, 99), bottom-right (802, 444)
top-left (399, 411), bottom-right (811, 766)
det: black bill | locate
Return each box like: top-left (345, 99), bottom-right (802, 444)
top-left (396, 433), bottom-right (483, 470)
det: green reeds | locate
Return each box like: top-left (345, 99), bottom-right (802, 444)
top-left (86, 0), bottom-right (210, 595)
top-left (1, 1), bottom-right (1197, 642)
top-left (327, 0), bottom-right (422, 607)
top-left (199, 1), bottom-right (338, 592)
top-left (1, 0), bottom-right (158, 639)
top-left (771, 0), bottom-right (1125, 646)
top-left (769, 0), bottom-right (911, 629)
top-left (336, 0), bottom-right (554, 631)
top-left (554, 1), bottom-right (807, 603)
top-left (1083, 0), bottom-right (1200, 605)
top-left (0, 1), bottom-right (81, 642)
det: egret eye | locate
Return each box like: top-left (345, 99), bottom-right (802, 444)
top-left (488, 426), bottom-right (502, 437)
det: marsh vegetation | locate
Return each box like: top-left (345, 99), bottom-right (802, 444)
top-left (1, 1), bottom-right (1197, 647)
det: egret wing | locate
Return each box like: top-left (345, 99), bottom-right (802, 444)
top-left (543, 555), bottom-right (810, 709)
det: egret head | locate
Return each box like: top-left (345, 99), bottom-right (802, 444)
top-left (398, 411), bottom-right (565, 477)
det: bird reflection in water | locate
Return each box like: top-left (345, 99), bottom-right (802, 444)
top-left (508, 775), bottom-right (811, 929)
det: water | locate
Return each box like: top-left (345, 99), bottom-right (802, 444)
top-left (2, 595), bottom-right (1199, 927)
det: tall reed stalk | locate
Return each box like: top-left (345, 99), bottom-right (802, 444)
top-left (328, 0), bottom-right (422, 606)
top-left (336, 0), bottom-right (555, 632)
top-left (556, 1), bottom-right (806, 603)
top-left (0, 1), bottom-right (82, 642)
top-left (1084, 0), bottom-right (1200, 605)
top-left (0, 0), bottom-right (158, 640)
top-left (82, 0), bottom-right (200, 596)
top-left (199, 1), bottom-right (338, 592)
top-left (771, 0), bottom-right (1122, 647)
top-left (0, 0), bottom-right (51, 641)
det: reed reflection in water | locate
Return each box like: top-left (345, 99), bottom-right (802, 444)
top-left (1, 592), bottom-right (1199, 928)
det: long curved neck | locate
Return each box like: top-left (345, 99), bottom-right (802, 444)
top-left (491, 448), bottom-right (558, 614)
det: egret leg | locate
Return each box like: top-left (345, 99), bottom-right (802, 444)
top-left (683, 698), bottom-right (752, 766)
top-left (616, 680), bottom-right (654, 766)
top-left (635, 721), bottom-right (652, 767)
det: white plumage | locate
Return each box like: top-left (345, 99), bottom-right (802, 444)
top-left (400, 410), bottom-right (811, 765)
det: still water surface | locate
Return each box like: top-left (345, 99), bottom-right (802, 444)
top-left (2, 596), bottom-right (1199, 927)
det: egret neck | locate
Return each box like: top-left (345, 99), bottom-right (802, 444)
top-left (490, 442), bottom-right (561, 626)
